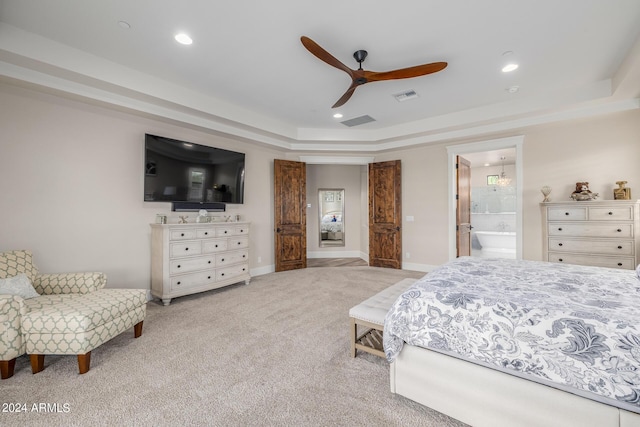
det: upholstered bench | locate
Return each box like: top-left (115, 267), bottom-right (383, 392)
top-left (22, 288), bottom-right (147, 375)
top-left (349, 278), bottom-right (416, 358)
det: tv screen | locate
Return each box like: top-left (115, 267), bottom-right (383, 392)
top-left (144, 134), bottom-right (245, 204)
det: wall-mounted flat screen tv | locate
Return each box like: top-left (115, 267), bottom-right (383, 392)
top-left (144, 134), bottom-right (245, 204)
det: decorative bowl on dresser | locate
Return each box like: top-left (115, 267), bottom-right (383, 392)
top-left (541, 200), bottom-right (640, 269)
top-left (150, 222), bottom-right (250, 305)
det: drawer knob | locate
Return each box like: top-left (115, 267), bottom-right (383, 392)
top-left (215, 244), bottom-right (219, 248)
top-left (558, 258), bottom-right (563, 262)
top-left (221, 258), bottom-right (225, 262)
top-left (243, 254), bottom-right (246, 258)
top-left (208, 260), bottom-right (212, 264)
top-left (181, 233), bottom-right (185, 237)
top-left (224, 231), bottom-right (228, 234)
top-left (208, 276), bottom-right (211, 279)
top-left (221, 273), bottom-right (225, 277)
top-left (558, 228), bottom-right (563, 231)
top-left (243, 268), bottom-right (246, 271)
top-left (618, 263), bottom-right (623, 266)
top-left (185, 247), bottom-right (189, 251)
top-left (618, 245), bottom-right (623, 249)
top-left (240, 229), bottom-right (244, 233)
top-left (177, 281), bottom-right (181, 285)
top-left (558, 243), bottom-right (563, 247)
top-left (204, 232), bottom-right (208, 235)
top-left (565, 212), bottom-right (570, 216)
top-left (609, 212), bottom-right (613, 215)
top-left (237, 242), bottom-right (241, 245)
top-left (617, 229), bottom-right (622, 232)
top-left (177, 265), bottom-right (181, 268)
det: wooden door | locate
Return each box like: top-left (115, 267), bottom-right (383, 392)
top-left (456, 155), bottom-right (471, 257)
top-left (369, 160), bottom-right (402, 269)
top-left (274, 159), bottom-right (307, 272)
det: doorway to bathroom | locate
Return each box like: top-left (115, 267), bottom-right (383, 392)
top-left (447, 136), bottom-right (524, 260)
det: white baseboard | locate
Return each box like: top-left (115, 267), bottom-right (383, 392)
top-left (250, 265), bottom-right (275, 276)
top-left (401, 262), bottom-right (438, 273)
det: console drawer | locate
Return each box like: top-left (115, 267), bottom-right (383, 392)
top-left (548, 253), bottom-right (634, 269)
top-left (170, 241), bottom-right (202, 258)
top-left (169, 256), bottom-right (215, 274)
top-left (548, 238), bottom-right (634, 255)
top-left (548, 223), bottom-right (633, 238)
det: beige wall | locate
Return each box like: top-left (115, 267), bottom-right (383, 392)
top-left (1, 82), bottom-right (639, 290)
top-left (0, 83), bottom-right (283, 288)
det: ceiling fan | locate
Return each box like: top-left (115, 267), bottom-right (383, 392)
top-left (300, 36), bottom-right (448, 108)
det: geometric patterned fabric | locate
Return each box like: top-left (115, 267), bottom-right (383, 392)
top-left (1, 250), bottom-right (146, 368)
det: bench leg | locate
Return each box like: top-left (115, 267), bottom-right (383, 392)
top-left (1, 358), bottom-right (16, 379)
top-left (134, 321), bottom-right (144, 338)
top-left (30, 354), bottom-right (45, 374)
top-left (350, 318), bottom-right (357, 358)
top-left (78, 352), bottom-right (91, 374)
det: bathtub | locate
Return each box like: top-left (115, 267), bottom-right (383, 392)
top-left (474, 231), bottom-right (516, 258)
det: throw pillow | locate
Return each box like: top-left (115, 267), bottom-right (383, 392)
top-left (0, 273), bottom-right (40, 299)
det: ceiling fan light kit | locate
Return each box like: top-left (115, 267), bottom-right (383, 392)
top-left (301, 36), bottom-right (447, 108)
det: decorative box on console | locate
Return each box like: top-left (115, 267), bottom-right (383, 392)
top-left (150, 222), bottom-right (251, 305)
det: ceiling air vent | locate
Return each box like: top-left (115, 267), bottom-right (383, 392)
top-left (340, 115), bottom-right (376, 127)
top-left (393, 90), bottom-right (418, 102)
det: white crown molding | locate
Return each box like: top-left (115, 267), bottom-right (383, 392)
top-left (1, 22), bottom-right (639, 152)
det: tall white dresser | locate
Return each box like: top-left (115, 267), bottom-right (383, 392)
top-left (150, 222), bottom-right (250, 305)
top-left (541, 200), bottom-right (640, 269)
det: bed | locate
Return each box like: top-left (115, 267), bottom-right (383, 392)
top-left (384, 257), bottom-right (640, 427)
top-left (320, 212), bottom-right (343, 240)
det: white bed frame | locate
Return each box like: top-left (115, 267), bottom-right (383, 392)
top-left (390, 344), bottom-right (640, 427)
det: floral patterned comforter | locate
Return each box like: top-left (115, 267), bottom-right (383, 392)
top-left (384, 256), bottom-right (640, 412)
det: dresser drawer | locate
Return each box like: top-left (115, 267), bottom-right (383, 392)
top-left (169, 229), bottom-right (197, 241)
top-left (215, 249), bottom-right (249, 267)
top-left (548, 223), bottom-right (633, 238)
top-left (588, 206), bottom-right (634, 221)
top-left (169, 256), bottom-right (215, 274)
top-left (548, 253), bottom-right (635, 269)
top-left (170, 271), bottom-right (216, 291)
top-left (196, 228), bottom-right (216, 239)
top-left (169, 241), bottom-right (202, 258)
top-left (202, 238), bottom-right (228, 253)
top-left (216, 263), bottom-right (249, 281)
top-left (235, 226), bottom-right (249, 235)
top-left (228, 237), bottom-right (249, 250)
top-left (216, 227), bottom-right (236, 237)
top-left (547, 207), bottom-right (587, 221)
top-left (548, 238), bottom-right (634, 255)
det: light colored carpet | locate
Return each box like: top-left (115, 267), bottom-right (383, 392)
top-left (3, 266), bottom-right (467, 427)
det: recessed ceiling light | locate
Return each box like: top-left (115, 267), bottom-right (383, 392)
top-left (175, 33), bottom-right (193, 45)
top-left (117, 21), bottom-right (131, 30)
top-left (506, 85), bottom-right (520, 93)
top-left (484, 163), bottom-right (490, 167)
top-left (333, 113), bottom-right (343, 119)
top-left (501, 51), bottom-right (518, 73)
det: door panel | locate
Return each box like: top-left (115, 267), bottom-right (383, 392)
top-left (274, 159), bottom-right (307, 272)
top-left (369, 160), bottom-right (402, 269)
top-left (456, 156), bottom-right (471, 257)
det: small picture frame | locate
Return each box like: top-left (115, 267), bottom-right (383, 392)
top-left (487, 175), bottom-right (499, 186)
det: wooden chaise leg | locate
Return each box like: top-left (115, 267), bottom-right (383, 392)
top-left (134, 321), bottom-right (144, 338)
top-left (77, 352), bottom-right (91, 375)
top-left (30, 354), bottom-right (45, 374)
top-left (1, 358), bottom-right (16, 379)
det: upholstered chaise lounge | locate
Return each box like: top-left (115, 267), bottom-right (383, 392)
top-left (0, 250), bottom-right (146, 378)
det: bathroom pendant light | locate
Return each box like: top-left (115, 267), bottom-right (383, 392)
top-left (496, 156), bottom-right (511, 187)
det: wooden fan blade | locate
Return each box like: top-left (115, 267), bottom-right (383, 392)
top-left (332, 83), bottom-right (359, 109)
top-left (301, 36), bottom-right (354, 77)
top-left (365, 62), bottom-right (448, 82)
